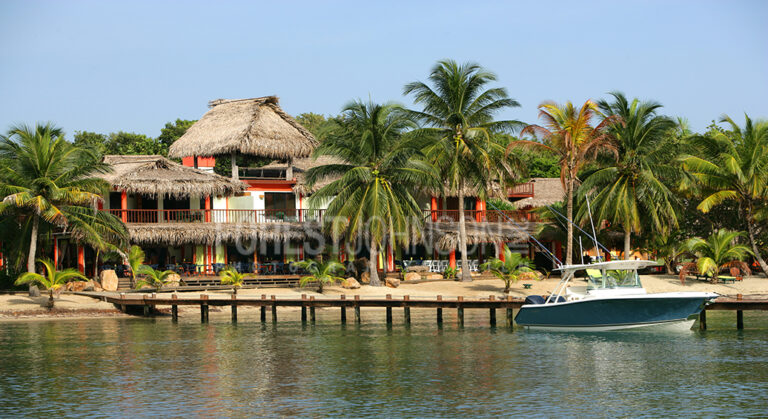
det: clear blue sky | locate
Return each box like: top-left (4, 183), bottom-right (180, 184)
top-left (1, 0), bottom-right (766, 139)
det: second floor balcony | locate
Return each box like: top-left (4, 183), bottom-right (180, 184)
top-left (106, 208), bottom-right (537, 224)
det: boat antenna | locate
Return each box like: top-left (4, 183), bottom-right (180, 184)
top-left (485, 201), bottom-right (562, 268)
top-left (544, 204), bottom-right (611, 255)
top-left (579, 236), bottom-right (584, 264)
top-left (584, 193), bottom-right (602, 262)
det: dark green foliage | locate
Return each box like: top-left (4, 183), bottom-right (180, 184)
top-left (157, 119), bottom-right (196, 148)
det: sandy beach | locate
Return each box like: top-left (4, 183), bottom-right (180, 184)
top-left (2, 274), bottom-right (766, 321)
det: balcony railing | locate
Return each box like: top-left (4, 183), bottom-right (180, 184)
top-left (508, 182), bottom-right (534, 197)
top-left (107, 209), bottom-right (324, 224)
top-left (106, 208), bottom-right (537, 224)
top-left (424, 209), bottom-right (538, 223)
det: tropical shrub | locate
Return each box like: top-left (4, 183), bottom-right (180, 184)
top-left (295, 259), bottom-right (346, 293)
top-left (134, 266), bottom-right (176, 289)
top-left (219, 266), bottom-right (246, 294)
top-left (14, 258), bottom-right (88, 308)
top-left (678, 230), bottom-right (752, 283)
top-left (480, 245), bottom-right (534, 293)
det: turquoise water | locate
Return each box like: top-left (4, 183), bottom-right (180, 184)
top-left (1, 310), bottom-right (767, 417)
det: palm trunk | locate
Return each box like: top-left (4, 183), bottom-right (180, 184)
top-left (665, 261), bottom-right (674, 275)
top-left (457, 180), bottom-right (471, 282)
top-left (623, 230), bottom-right (631, 260)
top-left (565, 177), bottom-right (574, 265)
top-left (369, 239), bottom-right (381, 286)
top-left (744, 205), bottom-right (768, 278)
top-left (27, 216), bottom-right (39, 273)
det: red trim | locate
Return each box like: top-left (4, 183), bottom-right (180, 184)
top-left (182, 156), bottom-right (215, 167)
top-left (243, 179), bottom-right (295, 192)
top-left (449, 250), bottom-right (456, 269)
top-left (386, 244), bottom-right (394, 271)
top-left (430, 197), bottom-right (438, 222)
top-left (498, 243), bottom-right (505, 261)
top-left (555, 241), bottom-right (563, 261)
top-left (77, 245), bottom-right (85, 274)
top-left (120, 191), bottom-right (128, 222)
top-left (204, 196), bottom-right (211, 222)
top-left (53, 238), bottom-right (58, 269)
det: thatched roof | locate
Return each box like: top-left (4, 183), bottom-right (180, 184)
top-left (515, 178), bottom-right (566, 208)
top-left (424, 221), bottom-right (533, 251)
top-left (102, 155), bottom-right (246, 198)
top-left (259, 156), bottom-right (346, 195)
top-left (168, 96), bottom-right (318, 159)
top-left (127, 222), bottom-right (322, 246)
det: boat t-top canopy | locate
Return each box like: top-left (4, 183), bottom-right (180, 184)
top-left (556, 260), bottom-right (661, 273)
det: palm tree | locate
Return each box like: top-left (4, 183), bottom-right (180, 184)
top-left (219, 266), bottom-right (246, 294)
top-left (480, 245), bottom-right (534, 293)
top-left (578, 92), bottom-right (679, 259)
top-left (134, 266), bottom-right (176, 289)
top-left (679, 230), bottom-right (752, 283)
top-left (649, 232), bottom-right (688, 275)
top-left (14, 258), bottom-right (87, 308)
top-left (680, 114), bottom-right (768, 276)
top-left (404, 59), bottom-right (524, 281)
top-left (305, 100), bottom-right (437, 286)
top-left (0, 123), bottom-right (127, 275)
top-left (510, 101), bottom-right (617, 265)
top-left (127, 245), bottom-right (145, 288)
top-left (295, 259), bottom-right (346, 293)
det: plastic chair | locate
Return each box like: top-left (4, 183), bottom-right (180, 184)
top-left (438, 260), bottom-right (449, 273)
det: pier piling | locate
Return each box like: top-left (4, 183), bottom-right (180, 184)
top-left (340, 295), bottom-right (347, 323)
top-left (260, 294), bottom-right (266, 322)
top-left (354, 295), bottom-right (361, 323)
top-left (271, 295), bottom-right (277, 322)
top-left (171, 294), bottom-right (178, 322)
top-left (457, 296), bottom-right (464, 326)
top-left (310, 296), bottom-right (316, 323)
top-left (231, 294), bottom-right (237, 322)
top-left (404, 295), bottom-right (411, 324)
top-left (386, 294), bottom-right (393, 324)
top-left (301, 294), bottom-right (307, 323)
top-left (489, 296), bottom-right (496, 327)
top-left (200, 294), bottom-right (209, 323)
top-left (699, 310), bottom-right (707, 331)
top-left (436, 295), bottom-right (443, 325)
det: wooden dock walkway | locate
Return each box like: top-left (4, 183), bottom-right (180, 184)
top-left (76, 291), bottom-right (768, 330)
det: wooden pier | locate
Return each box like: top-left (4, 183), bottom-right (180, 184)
top-left (86, 292), bottom-right (768, 329)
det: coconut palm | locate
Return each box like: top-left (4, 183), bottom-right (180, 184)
top-left (305, 100), bottom-right (437, 286)
top-left (127, 245), bottom-right (145, 288)
top-left (680, 114), bottom-right (768, 276)
top-left (678, 229), bottom-right (752, 283)
top-left (295, 259), bottom-right (346, 293)
top-left (649, 232), bottom-right (688, 275)
top-left (510, 101), bottom-right (617, 265)
top-left (578, 92), bottom-right (679, 259)
top-left (0, 123), bottom-right (127, 275)
top-left (404, 59), bottom-right (524, 281)
top-left (219, 266), bottom-right (246, 294)
top-left (14, 258), bottom-right (87, 308)
top-left (134, 266), bottom-right (176, 289)
top-left (480, 245), bottom-right (534, 293)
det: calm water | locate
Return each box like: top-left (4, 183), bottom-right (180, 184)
top-left (1, 310), bottom-right (767, 417)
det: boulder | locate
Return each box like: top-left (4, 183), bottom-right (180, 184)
top-left (165, 273), bottom-right (181, 288)
top-left (100, 270), bottom-right (119, 291)
top-left (360, 272), bottom-right (370, 284)
top-left (385, 277), bottom-right (400, 288)
top-left (341, 277), bottom-right (361, 289)
top-left (406, 265), bottom-right (429, 273)
top-left (28, 285), bottom-right (40, 298)
top-left (404, 272), bottom-right (421, 282)
top-left (93, 281), bottom-right (103, 292)
top-left (83, 280), bottom-right (95, 292)
top-left (65, 281), bottom-right (89, 292)
top-left (426, 274), bottom-right (443, 280)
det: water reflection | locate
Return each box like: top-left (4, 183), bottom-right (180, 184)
top-left (0, 311), bottom-right (766, 417)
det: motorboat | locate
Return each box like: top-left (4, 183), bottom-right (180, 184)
top-left (514, 260), bottom-right (718, 331)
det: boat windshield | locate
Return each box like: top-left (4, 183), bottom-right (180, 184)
top-left (585, 269), bottom-right (642, 290)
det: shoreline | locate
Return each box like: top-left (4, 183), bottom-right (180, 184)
top-left (1, 274), bottom-right (765, 321)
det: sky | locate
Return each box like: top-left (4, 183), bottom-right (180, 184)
top-left (0, 0), bottom-right (766, 139)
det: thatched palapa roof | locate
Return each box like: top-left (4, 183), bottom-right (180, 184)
top-left (127, 221), bottom-right (322, 246)
top-left (515, 178), bottom-right (566, 208)
top-left (168, 96), bottom-right (318, 159)
top-left (424, 221), bottom-right (533, 251)
top-left (260, 156), bottom-right (346, 195)
top-left (102, 155), bottom-right (246, 198)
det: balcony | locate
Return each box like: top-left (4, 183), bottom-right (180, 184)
top-left (106, 209), bottom-right (537, 224)
top-left (508, 182), bottom-right (534, 198)
top-left (107, 209), bottom-right (324, 224)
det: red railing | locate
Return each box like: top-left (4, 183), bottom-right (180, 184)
top-left (424, 209), bottom-right (537, 223)
top-left (107, 209), bottom-right (324, 224)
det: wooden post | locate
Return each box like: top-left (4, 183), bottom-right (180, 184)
top-left (436, 295), bottom-right (443, 325)
top-left (231, 151), bottom-right (239, 181)
top-left (386, 294), bottom-right (393, 324)
top-left (489, 295), bottom-right (496, 327)
top-left (200, 294), bottom-right (209, 323)
top-left (301, 294), bottom-right (307, 323)
top-left (260, 294), bottom-right (266, 322)
top-left (271, 295), bottom-right (277, 322)
top-left (737, 294), bottom-right (744, 330)
top-left (457, 296), bottom-right (464, 326)
top-left (449, 250), bottom-right (456, 269)
top-left (120, 191), bottom-right (128, 223)
top-left (506, 295), bottom-right (514, 328)
top-left (699, 309), bottom-right (707, 331)
top-left (340, 295), bottom-right (346, 324)
top-left (231, 294), bottom-right (238, 323)
top-left (310, 296), bottom-right (316, 323)
top-left (403, 295), bottom-right (411, 324)
top-left (354, 295), bottom-right (361, 323)
top-left (171, 294), bottom-right (178, 322)
top-left (77, 245), bottom-right (85, 274)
